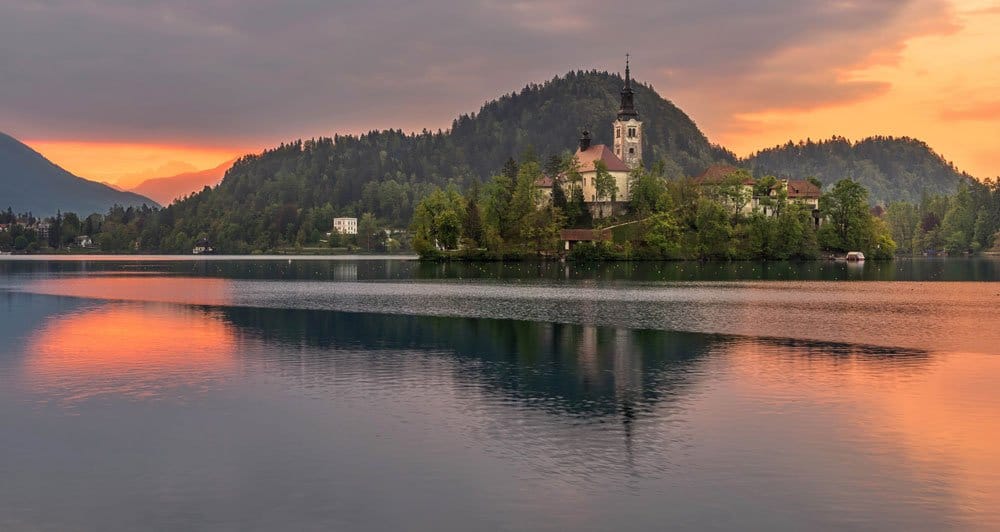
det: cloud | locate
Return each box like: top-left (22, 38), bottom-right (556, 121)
top-left (0, 0), bottom-right (958, 145)
top-left (940, 101), bottom-right (1000, 121)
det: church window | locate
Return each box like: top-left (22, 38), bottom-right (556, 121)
top-left (628, 127), bottom-right (636, 138)
top-left (629, 147), bottom-right (635, 154)
top-left (616, 128), bottom-right (621, 138)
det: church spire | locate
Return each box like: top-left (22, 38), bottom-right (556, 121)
top-left (625, 53), bottom-right (632, 90)
top-left (618, 54), bottom-right (638, 120)
top-left (613, 54), bottom-right (642, 170)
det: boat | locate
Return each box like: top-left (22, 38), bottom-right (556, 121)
top-left (846, 251), bottom-right (865, 262)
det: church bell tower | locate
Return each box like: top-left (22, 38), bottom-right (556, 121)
top-left (613, 54), bottom-right (642, 169)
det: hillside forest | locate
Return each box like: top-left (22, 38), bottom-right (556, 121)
top-left (0, 71), bottom-right (993, 257)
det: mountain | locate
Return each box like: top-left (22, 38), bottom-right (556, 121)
top-left (157, 70), bottom-right (730, 251)
top-left (130, 159), bottom-right (235, 205)
top-left (745, 136), bottom-right (971, 204)
top-left (0, 132), bottom-right (159, 216)
top-left (448, 70), bottom-right (732, 176)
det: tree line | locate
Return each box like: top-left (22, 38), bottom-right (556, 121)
top-left (746, 136), bottom-right (971, 204)
top-left (410, 152), bottom-right (901, 261)
top-left (882, 178), bottom-right (1000, 254)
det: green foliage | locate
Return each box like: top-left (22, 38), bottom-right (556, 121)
top-left (644, 212), bottom-right (682, 258)
top-left (568, 241), bottom-right (618, 262)
top-left (884, 178), bottom-right (1000, 255)
top-left (818, 179), bottom-right (874, 252)
top-left (747, 136), bottom-right (970, 204)
top-left (593, 160), bottom-right (617, 202)
top-left (713, 170), bottom-right (754, 220)
top-left (628, 167), bottom-right (668, 217)
top-left (692, 197), bottom-right (733, 259)
top-left (411, 187), bottom-right (465, 253)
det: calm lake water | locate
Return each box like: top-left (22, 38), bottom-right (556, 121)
top-left (1, 257), bottom-right (998, 531)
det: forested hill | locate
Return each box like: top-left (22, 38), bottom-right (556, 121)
top-left (745, 136), bottom-right (970, 204)
top-left (161, 71), bottom-right (727, 244)
top-left (450, 70), bottom-right (729, 176)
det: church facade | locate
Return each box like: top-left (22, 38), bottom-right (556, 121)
top-left (537, 58), bottom-right (643, 218)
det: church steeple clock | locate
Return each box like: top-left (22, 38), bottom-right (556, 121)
top-left (613, 54), bottom-right (642, 169)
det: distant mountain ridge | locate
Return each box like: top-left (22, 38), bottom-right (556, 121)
top-left (0, 132), bottom-right (158, 216)
top-left (129, 159), bottom-right (234, 205)
top-left (745, 136), bottom-right (970, 204)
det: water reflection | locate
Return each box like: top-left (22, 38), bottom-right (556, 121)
top-left (12, 273), bottom-right (998, 354)
top-left (220, 306), bottom-right (718, 420)
top-left (22, 275), bottom-right (233, 306)
top-left (22, 303), bottom-right (238, 403)
top-left (2, 292), bottom-right (998, 529)
top-left (2, 256), bottom-right (999, 282)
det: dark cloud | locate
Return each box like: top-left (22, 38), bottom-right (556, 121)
top-left (0, 0), bottom-right (956, 144)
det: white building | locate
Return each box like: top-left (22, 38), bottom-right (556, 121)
top-left (333, 217), bottom-right (358, 235)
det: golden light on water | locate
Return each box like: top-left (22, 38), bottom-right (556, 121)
top-left (718, 342), bottom-right (1000, 525)
top-left (22, 303), bottom-right (238, 403)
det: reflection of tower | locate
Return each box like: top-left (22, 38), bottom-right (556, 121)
top-left (612, 327), bottom-right (640, 468)
top-left (578, 325), bottom-right (600, 381)
top-left (613, 54), bottom-right (643, 169)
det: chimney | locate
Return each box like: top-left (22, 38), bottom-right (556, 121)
top-left (579, 129), bottom-right (591, 151)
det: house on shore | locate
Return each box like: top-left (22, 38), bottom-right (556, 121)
top-left (560, 228), bottom-right (612, 251)
top-left (694, 164), bottom-right (822, 225)
top-left (333, 217), bottom-right (358, 235)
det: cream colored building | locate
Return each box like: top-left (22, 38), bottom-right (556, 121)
top-left (332, 217), bottom-right (358, 235)
top-left (572, 134), bottom-right (632, 203)
top-left (534, 58), bottom-right (642, 218)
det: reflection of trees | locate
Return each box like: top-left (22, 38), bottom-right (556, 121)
top-left (755, 337), bottom-right (931, 362)
top-left (218, 306), bottom-right (718, 420)
top-left (3, 257), bottom-right (998, 282)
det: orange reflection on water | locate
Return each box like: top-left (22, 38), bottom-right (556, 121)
top-left (24, 276), bottom-right (233, 307)
top-left (718, 343), bottom-right (1000, 527)
top-left (23, 303), bottom-right (238, 403)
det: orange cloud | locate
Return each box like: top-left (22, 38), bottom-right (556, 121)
top-left (940, 101), bottom-right (1000, 122)
top-left (716, 0), bottom-right (1000, 178)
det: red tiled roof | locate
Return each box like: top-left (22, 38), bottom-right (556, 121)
top-left (785, 179), bottom-right (821, 198)
top-left (534, 175), bottom-right (554, 188)
top-left (560, 228), bottom-right (612, 241)
top-left (693, 164), bottom-right (754, 185)
top-left (574, 144), bottom-right (630, 173)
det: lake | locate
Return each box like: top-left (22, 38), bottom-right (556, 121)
top-left (1, 256), bottom-right (998, 531)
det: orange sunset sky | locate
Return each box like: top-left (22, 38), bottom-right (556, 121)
top-left (3, 0), bottom-right (998, 187)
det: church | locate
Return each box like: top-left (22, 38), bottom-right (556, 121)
top-left (536, 57), bottom-right (643, 218)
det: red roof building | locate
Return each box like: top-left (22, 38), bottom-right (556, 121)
top-left (693, 164), bottom-right (754, 185)
top-left (573, 144), bottom-right (630, 173)
top-left (784, 179), bottom-right (821, 199)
